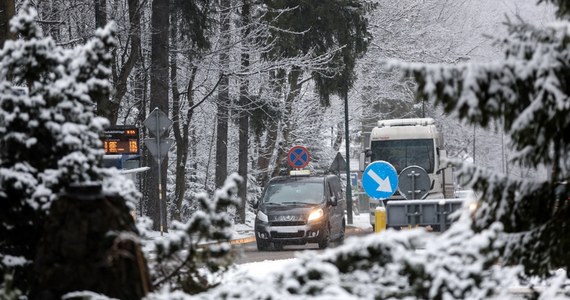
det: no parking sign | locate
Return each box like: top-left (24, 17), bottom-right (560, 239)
top-left (287, 146), bottom-right (311, 169)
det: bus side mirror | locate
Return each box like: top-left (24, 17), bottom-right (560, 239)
top-left (253, 200), bottom-right (259, 209)
top-left (359, 149), bottom-right (371, 172)
top-left (437, 149), bottom-right (451, 172)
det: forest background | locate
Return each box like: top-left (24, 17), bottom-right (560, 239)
top-left (0, 0), bottom-right (555, 231)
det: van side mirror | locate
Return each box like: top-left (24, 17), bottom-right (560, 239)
top-left (252, 200), bottom-right (259, 209)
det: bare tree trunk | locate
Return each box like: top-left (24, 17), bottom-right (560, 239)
top-left (237, 0), bottom-right (251, 223)
top-left (256, 70), bottom-right (284, 186)
top-left (257, 120), bottom-right (278, 187)
top-left (170, 16), bottom-right (184, 221)
top-left (95, 0), bottom-right (107, 29)
top-left (146, 0), bottom-right (169, 232)
top-left (103, 0), bottom-right (141, 125)
top-left (171, 10), bottom-right (200, 221)
top-left (333, 121), bottom-right (344, 152)
top-left (0, 0), bottom-right (15, 48)
top-left (215, 0), bottom-right (231, 189)
top-left (136, 73), bottom-right (148, 217)
top-left (271, 68), bottom-right (301, 178)
top-left (95, 0), bottom-right (111, 119)
top-left (135, 5), bottom-right (147, 218)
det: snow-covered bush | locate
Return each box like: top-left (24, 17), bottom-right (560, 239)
top-left (0, 4), bottom-right (140, 294)
top-left (147, 208), bottom-right (569, 300)
top-left (141, 173), bottom-right (241, 294)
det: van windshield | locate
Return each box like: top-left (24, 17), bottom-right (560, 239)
top-left (371, 139), bottom-right (434, 173)
top-left (262, 182), bottom-right (324, 205)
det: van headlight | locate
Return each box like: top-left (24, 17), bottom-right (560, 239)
top-left (308, 208), bottom-right (324, 222)
top-left (256, 211), bottom-right (268, 223)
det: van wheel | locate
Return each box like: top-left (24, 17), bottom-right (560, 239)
top-left (318, 224), bottom-right (330, 249)
top-left (256, 240), bottom-right (270, 251)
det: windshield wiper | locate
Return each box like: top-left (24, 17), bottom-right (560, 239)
top-left (281, 201), bottom-right (313, 206)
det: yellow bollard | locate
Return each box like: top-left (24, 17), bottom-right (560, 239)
top-left (374, 206), bottom-right (387, 233)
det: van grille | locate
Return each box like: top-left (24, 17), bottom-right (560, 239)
top-left (271, 231), bottom-right (304, 238)
top-left (271, 221), bottom-right (305, 226)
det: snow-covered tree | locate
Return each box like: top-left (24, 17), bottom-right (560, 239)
top-left (141, 174), bottom-right (241, 294)
top-left (400, 16), bottom-right (570, 276)
top-left (0, 6), bottom-right (242, 297)
top-left (0, 4), bottom-right (140, 294)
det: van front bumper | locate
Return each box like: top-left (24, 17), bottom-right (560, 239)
top-left (254, 221), bottom-right (326, 245)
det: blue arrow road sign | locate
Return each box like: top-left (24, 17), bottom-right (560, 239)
top-left (362, 161), bottom-right (399, 200)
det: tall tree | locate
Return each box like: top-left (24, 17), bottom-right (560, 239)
top-left (91, 0), bottom-right (142, 124)
top-left (170, 9), bottom-right (183, 221)
top-left (108, 0), bottom-right (141, 125)
top-left (146, 0), bottom-right (170, 232)
top-left (170, 0), bottom-right (214, 221)
top-left (0, 0), bottom-right (15, 48)
top-left (94, 0), bottom-right (107, 29)
top-left (258, 0), bottom-right (371, 182)
top-left (237, 0), bottom-right (251, 223)
top-left (214, 0), bottom-right (231, 189)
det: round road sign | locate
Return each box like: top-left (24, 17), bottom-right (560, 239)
top-left (287, 146), bottom-right (311, 169)
top-left (397, 165), bottom-right (431, 200)
top-left (362, 161), bottom-right (398, 200)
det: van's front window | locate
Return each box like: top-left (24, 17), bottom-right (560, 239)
top-left (371, 139), bottom-right (434, 174)
top-left (263, 182), bottom-right (323, 204)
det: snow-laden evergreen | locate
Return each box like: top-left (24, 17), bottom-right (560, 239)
top-left (0, 5), bottom-right (242, 297)
top-left (397, 19), bottom-right (570, 277)
top-left (0, 3), bottom-right (140, 294)
top-left (146, 208), bottom-right (569, 299)
top-left (140, 173), bottom-right (242, 294)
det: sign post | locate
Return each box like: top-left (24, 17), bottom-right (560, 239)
top-left (143, 108), bottom-right (173, 236)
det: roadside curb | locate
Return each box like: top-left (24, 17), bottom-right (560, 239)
top-left (230, 236), bottom-right (256, 245)
top-left (228, 226), bottom-right (371, 245)
top-left (347, 226), bottom-right (371, 234)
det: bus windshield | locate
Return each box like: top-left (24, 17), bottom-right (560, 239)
top-left (262, 182), bottom-right (324, 205)
top-left (371, 139), bottom-right (435, 174)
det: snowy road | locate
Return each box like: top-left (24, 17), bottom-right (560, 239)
top-left (231, 213), bottom-right (372, 264)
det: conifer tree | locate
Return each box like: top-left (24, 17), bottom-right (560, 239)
top-left (401, 14), bottom-right (570, 276)
top-left (0, 4), bottom-right (139, 293)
